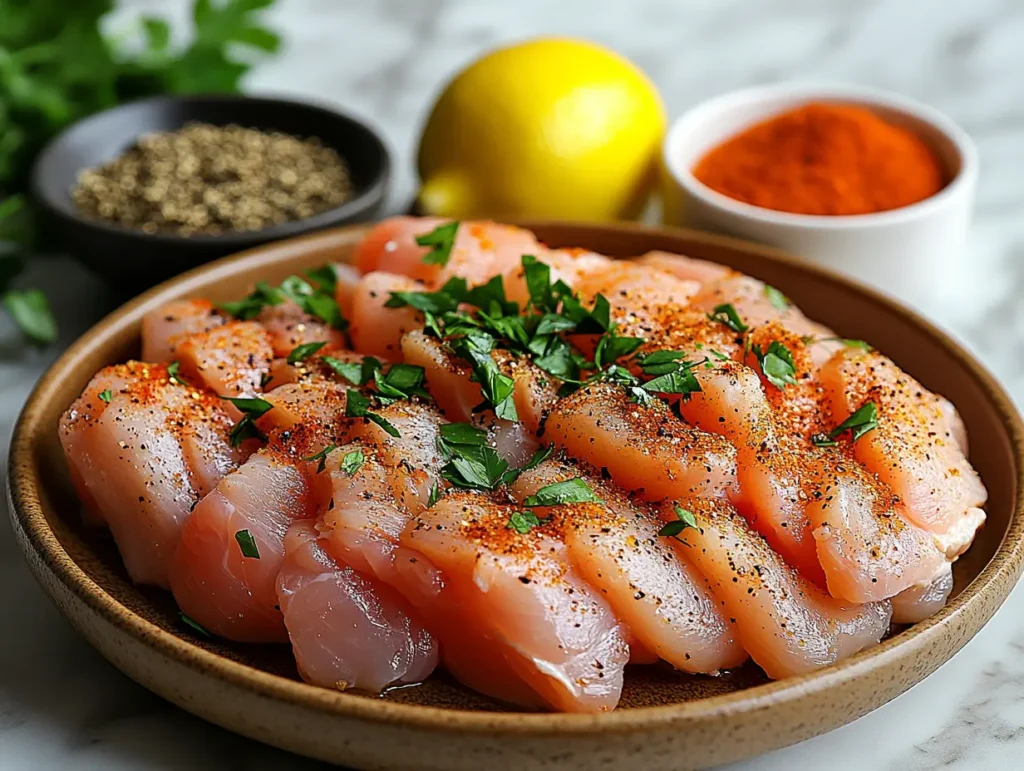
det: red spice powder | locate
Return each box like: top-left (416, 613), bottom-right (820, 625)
top-left (693, 102), bottom-right (946, 216)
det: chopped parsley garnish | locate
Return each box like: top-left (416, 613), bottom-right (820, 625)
top-left (322, 355), bottom-right (381, 386)
top-left (345, 389), bottom-right (400, 437)
top-left (635, 350), bottom-right (703, 399)
top-left (763, 284), bottom-right (790, 311)
top-left (522, 477), bottom-right (602, 508)
top-left (179, 612), bottom-right (212, 638)
top-left (827, 402), bottom-right (879, 443)
top-left (439, 422), bottom-right (488, 448)
top-left (427, 482), bottom-right (443, 507)
top-left (287, 340), bottom-right (327, 364)
top-left (167, 360), bottom-right (182, 384)
top-left (373, 363), bottom-right (431, 404)
top-left (260, 372), bottom-right (274, 389)
top-left (416, 221), bottom-right (460, 266)
top-left (340, 449), bottom-right (365, 476)
top-left (98, 389), bottom-right (113, 403)
top-left (306, 265), bottom-right (339, 294)
top-left (302, 444), bottom-right (337, 474)
top-left (220, 275), bottom-right (348, 331)
top-left (507, 510), bottom-right (548, 534)
top-left (658, 505), bottom-right (698, 539)
top-left (218, 280), bottom-right (284, 320)
top-left (234, 529), bottom-right (260, 559)
top-left (448, 333), bottom-right (518, 420)
top-left (707, 303), bottom-right (748, 333)
top-left (751, 341), bottom-right (797, 389)
top-left (593, 331), bottom-right (644, 369)
top-left (441, 442), bottom-right (510, 490)
top-left (222, 395), bottom-right (273, 447)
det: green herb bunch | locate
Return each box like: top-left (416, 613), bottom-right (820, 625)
top-left (0, 0), bottom-right (281, 343)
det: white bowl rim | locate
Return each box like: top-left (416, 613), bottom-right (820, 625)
top-left (663, 81), bottom-right (979, 230)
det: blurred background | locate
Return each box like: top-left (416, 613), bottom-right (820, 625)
top-left (1, 1), bottom-right (1022, 769)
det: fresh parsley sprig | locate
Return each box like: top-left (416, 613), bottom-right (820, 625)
top-left (812, 402), bottom-right (879, 447)
top-left (658, 505), bottom-right (698, 539)
top-left (222, 395), bottom-right (273, 447)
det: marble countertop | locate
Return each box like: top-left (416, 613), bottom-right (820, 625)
top-left (2, 0), bottom-right (1023, 768)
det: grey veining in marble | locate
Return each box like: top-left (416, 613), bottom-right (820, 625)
top-left (2, 0), bottom-right (1023, 768)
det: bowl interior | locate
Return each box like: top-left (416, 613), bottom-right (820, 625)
top-left (32, 95), bottom-right (389, 239)
top-left (14, 222), bottom-right (1021, 715)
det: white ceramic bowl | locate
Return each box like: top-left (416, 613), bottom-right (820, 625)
top-left (662, 83), bottom-right (978, 312)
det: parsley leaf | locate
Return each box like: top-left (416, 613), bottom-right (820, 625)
top-left (752, 341), bottom-right (797, 389)
top-left (302, 444), bottom-right (337, 474)
top-left (322, 355), bottom-right (381, 386)
top-left (416, 221), bottom-right (460, 266)
top-left (427, 483), bottom-right (443, 507)
top-left (306, 265), bottom-right (338, 294)
top-left (222, 395), bottom-right (272, 447)
top-left (287, 341), bottom-right (327, 364)
top-left (708, 303), bottom-right (748, 333)
top-left (179, 612), bottom-right (212, 638)
top-left (507, 510), bottom-right (548, 534)
top-left (763, 284), bottom-right (790, 311)
top-left (827, 402), bottom-right (879, 442)
top-left (340, 449), bottom-right (365, 476)
top-left (373, 364), bottom-right (430, 403)
top-left (98, 389), bottom-right (113, 403)
top-left (522, 478), bottom-right (603, 508)
top-left (166, 360), bottom-right (182, 384)
top-left (234, 529), bottom-right (260, 559)
top-left (593, 332), bottom-right (644, 369)
top-left (658, 505), bottom-right (698, 538)
top-left (345, 389), bottom-right (400, 437)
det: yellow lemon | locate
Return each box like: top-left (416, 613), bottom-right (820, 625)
top-left (416, 37), bottom-right (666, 221)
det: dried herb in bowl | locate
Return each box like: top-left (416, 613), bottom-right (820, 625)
top-left (72, 123), bottom-right (353, 237)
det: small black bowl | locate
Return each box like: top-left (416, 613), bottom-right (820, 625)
top-left (31, 93), bottom-right (390, 292)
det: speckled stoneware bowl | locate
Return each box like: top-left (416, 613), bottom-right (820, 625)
top-left (9, 222), bottom-right (1024, 770)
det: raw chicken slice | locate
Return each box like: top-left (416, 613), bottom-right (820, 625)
top-left (354, 216), bottom-right (541, 288)
top-left (344, 400), bottom-right (447, 512)
top-left (890, 563), bottom-right (955, 624)
top-left (349, 272), bottom-right (425, 358)
top-left (397, 492), bottom-right (629, 712)
top-left (509, 459), bottom-right (747, 674)
top-left (257, 300), bottom-right (345, 358)
top-left (141, 299), bottom-right (226, 363)
top-left (59, 362), bottom-right (238, 587)
top-left (668, 498), bottom-right (892, 679)
top-left (818, 348), bottom-right (987, 552)
top-left (276, 520), bottom-right (438, 692)
top-left (256, 379), bottom-right (350, 434)
top-left (690, 274), bottom-right (842, 367)
top-left (634, 251), bottom-right (732, 285)
top-left (675, 358), bottom-right (826, 584)
top-left (805, 458), bottom-right (947, 603)
top-left (170, 450), bottom-right (318, 642)
top-left (543, 381), bottom-right (737, 501)
top-left (574, 261), bottom-right (701, 315)
top-left (176, 320), bottom-right (273, 398)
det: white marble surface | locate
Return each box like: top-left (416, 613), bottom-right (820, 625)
top-left (2, 0), bottom-right (1023, 768)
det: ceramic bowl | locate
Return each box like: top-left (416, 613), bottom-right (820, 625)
top-left (30, 94), bottom-right (391, 294)
top-left (8, 222), bottom-right (1023, 771)
top-left (662, 83), bottom-right (978, 312)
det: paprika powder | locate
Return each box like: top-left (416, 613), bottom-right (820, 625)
top-left (693, 103), bottom-right (946, 216)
